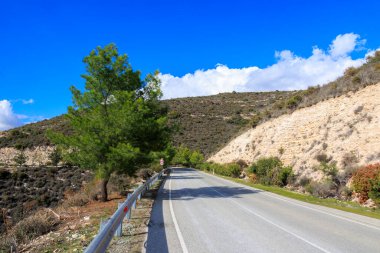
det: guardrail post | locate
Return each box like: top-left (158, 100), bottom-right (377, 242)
top-left (132, 188), bottom-right (137, 209)
top-left (115, 203), bottom-right (123, 237)
top-left (133, 199), bottom-right (137, 209)
top-left (99, 218), bottom-right (109, 233)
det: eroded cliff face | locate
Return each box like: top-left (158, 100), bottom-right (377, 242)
top-left (0, 146), bottom-right (54, 166)
top-left (209, 83), bottom-right (380, 180)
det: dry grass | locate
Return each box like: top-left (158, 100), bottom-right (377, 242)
top-left (0, 209), bottom-right (60, 252)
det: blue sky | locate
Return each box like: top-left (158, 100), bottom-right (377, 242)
top-left (1, 0), bottom-right (380, 130)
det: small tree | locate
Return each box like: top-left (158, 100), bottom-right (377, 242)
top-left (13, 152), bottom-right (27, 167)
top-left (172, 146), bottom-right (191, 166)
top-left (49, 148), bottom-right (62, 167)
top-left (49, 44), bottom-right (170, 201)
top-left (189, 150), bottom-right (204, 168)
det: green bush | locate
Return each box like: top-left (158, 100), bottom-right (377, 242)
top-left (205, 163), bottom-right (241, 178)
top-left (286, 95), bottom-right (302, 109)
top-left (250, 114), bottom-right (262, 128)
top-left (189, 150), bottom-right (204, 168)
top-left (278, 166), bottom-right (294, 186)
top-left (199, 162), bottom-right (211, 172)
top-left (171, 145), bottom-right (191, 166)
top-left (225, 163), bottom-right (241, 177)
top-left (319, 162), bottom-right (338, 177)
top-left (249, 157), bottom-right (293, 186)
top-left (13, 152), bottom-right (27, 167)
top-left (49, 148), bottom-right (62, 167)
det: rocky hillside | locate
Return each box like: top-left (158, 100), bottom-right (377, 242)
top-left (209, 83), bottom-right (380, 180)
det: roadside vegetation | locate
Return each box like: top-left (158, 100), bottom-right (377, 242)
top-left (172, 145), bottom-right (380, 218)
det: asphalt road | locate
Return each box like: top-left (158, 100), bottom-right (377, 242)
top-left (145, 168), bottom-right (380, 253)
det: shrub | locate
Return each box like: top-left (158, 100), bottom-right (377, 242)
top-left (235, 159), bottom-right (248, 169)
top-left (63, 191), bottom-right (90, 207)
top-left (250, 113), bottom-right (262, 128)
top-left (227, 114), bottom-right (248, 125)
top-left (341, 151), bottom-right (359, 169)
top-left (13, 152), bottom-right (27, 167)
top-left (306, 180), bottom-right (336, 198)
top-left (208, 163), bottom-right (241, 178)
top-left (172, 145), bottom-right (191, 166)
top-left (249, 157), bottom-right (293, 186)
top-left (352, 76), bottom-right (361, 83)
top-left (0, 168), bottom-right (11, 179)
top-left (149, 163), bottom-right (163, 172)
top-left (49, 148), bottom-right (62, 167)
top-left (351, 163), bottom-right (380, 203)
top-left (225, 163), bottom-right (241, 178)
top-left (344, 67), bottom-right (359, 77)
top-left (315, 153), bottom-right (331, 163)
top-left (319, 162), bottom-right (338, 177)
top-left (366, 51), bottom-right (380, 63)
top-left (369, 181), bottom-right (380, 205)
top-left (199, 162), bottom-right (211, 172)
top-left (189, 150), bottom-right (204, 168)
top-left (12, 209), bottom-right (59, 244)
top-left (298, 176), bottom-right (310, 187)
top-left (286, 95), bottom-right (302, 109)
top-left (278, 166), bottom-right (294, 186)
top-left (137, 168), bottom-right (154, 180)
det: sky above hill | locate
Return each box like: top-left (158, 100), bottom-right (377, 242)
top-left (1, 0), bottom-right (380, 130)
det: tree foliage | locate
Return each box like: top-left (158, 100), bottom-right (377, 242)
top-left (49, 148), bottom-right (62, 167)
top-left (49, 43), bottom-right (170, 201)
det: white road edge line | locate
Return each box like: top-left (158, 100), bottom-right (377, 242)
top-left (200, 170), bottom-right (380, 231)
top-left (169, 176), bottom-right (189, 253)
top-left (210, 187), bottom-right (331, 253)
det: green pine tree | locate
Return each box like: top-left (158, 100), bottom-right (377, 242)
top-left (49, 43), bottom-right (170, 201)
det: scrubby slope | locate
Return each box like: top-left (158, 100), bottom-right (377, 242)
top-left (162, 91), bottom-right (294, 155)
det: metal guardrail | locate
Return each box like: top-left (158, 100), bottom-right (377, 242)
top-left (84, 170), bottom-right (164, 253)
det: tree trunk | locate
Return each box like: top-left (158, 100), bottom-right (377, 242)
top-left (100, 178), bottom-right (109, 202)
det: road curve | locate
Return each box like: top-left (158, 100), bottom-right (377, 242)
top-left (145, 168), bottom-right (380, 253)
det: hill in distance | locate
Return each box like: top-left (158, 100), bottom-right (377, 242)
top-left (0, 51), bottom-right (379, 160)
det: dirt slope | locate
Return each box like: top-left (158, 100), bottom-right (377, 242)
top-left (209, 83), bottom-right (380, 180)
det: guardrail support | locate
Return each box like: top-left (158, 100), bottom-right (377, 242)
top-left (99, 218), bottom-right (109, 233)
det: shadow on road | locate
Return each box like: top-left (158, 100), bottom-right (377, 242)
top-left (165, 185), bottom-right (257, 201)
top-left (168, 167), bottom-right (259, 201)
top-left (145, 179), bottom-right (169, 253)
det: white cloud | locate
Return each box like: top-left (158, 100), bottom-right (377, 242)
top-left (160, 33), bottom-right (375, 99)
top-left (329, 33), bottom-right (366, 58)
top-left (0, 100), bottom-right (22, 131)
top-left (22, 99), bottom-right (34, 104)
